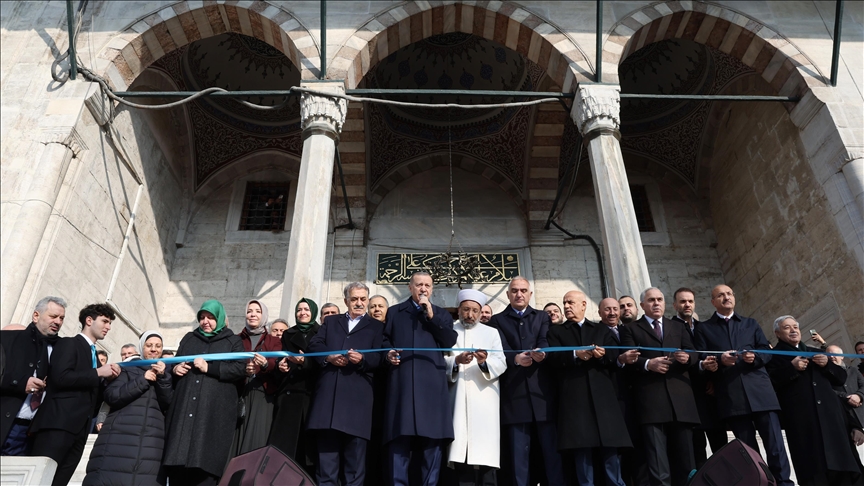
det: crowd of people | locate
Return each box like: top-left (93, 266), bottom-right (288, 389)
top-left (1, 274), bottom-right (863, 486)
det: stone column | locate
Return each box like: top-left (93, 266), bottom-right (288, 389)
top-left (1, 134), bottom-right (79, 326)
top-left (570, 85), bottom-right (651, 298)
top-left (280, 81), bottom-right (347, 315)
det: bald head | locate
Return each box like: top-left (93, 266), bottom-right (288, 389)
top-left (598, 298), bottom-right (620, 328)
top-left (711, 284), bottom-right (736, 315)
top-left (562, 291), bottom-right (587, 323)
top-left (826, 345), bottom-right (844, 366)
top-left (2, 324), bottom-right (26, 331)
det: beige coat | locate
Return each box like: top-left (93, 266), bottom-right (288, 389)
top-left (444, 321), bottom-right (507, 468)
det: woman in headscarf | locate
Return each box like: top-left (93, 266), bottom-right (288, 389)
top-left (162, 300), bottom-right (245, 486)
top-left (269, 298), bottom-right (321, 468)
top-left (230, 299), bottom-right (282, 457)
top-left (83, 331), bottom-right (172, 485)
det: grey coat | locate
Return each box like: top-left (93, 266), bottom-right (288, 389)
top-left (162, 329), bottom-right (245, 477)
top-left (83, 359), bottom-right (173, 485)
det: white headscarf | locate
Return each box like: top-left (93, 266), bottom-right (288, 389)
top-left (138, 330), bottom-right (164, 360)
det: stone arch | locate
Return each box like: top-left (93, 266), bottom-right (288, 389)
top-left (96, 1), bottom-right (318, 90)
top-left (330, 1), bottom-right (592, 92)
top-left (367, 152), bottom-right (524, 222)
top-left (601, 1), bottom-right (825, 98)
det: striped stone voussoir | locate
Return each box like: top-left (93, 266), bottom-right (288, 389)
top-left (330, 1), bottom-right (592, 94)
top-left (96, 1), bottom-right (318, 91)
top-left (602, 1), bottom-right (825, 101)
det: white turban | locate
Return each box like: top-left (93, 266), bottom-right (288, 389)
top-left (457, 289), bottom-right (487, 307)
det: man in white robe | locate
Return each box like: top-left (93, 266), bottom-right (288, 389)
top-left (445, 289), bottom-right (508, 486)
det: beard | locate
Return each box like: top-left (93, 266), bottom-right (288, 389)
top-left (460, 319), bottom-right (477, 329)
top-left (620, 314), bottom-right (635, 324)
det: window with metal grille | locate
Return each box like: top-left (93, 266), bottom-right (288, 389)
top-left (239, 182), bottom-right (290, 231)
top-left (630, 185), bottom-right (656, 232)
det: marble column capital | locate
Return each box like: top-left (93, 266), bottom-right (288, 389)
top-left (300, 81), bottom-right (347, 136)
top-left (570, 85), bottom-right (621, 135)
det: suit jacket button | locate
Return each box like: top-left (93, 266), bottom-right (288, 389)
top-left (817, 400), bottom-right (821, 405)
top-left (11, 380), bottom-right (17, 385)
top-left (29, 363), bottom-right (34, 367)
top-left (813, 382), bottom-right (817, 386)
top-left (4, 412), bottom-right (10, 418)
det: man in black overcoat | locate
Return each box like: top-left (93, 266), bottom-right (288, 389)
top-left (669, 287), bottom-right (726, 468)
top-left (0, 297), bottom-right (66, 456)
top-left (383, 271), bottom-right (457, 486)
top-left (619, 288), bottom-right (700, 486)
top-left (692, 284), bottom-right (793, 486)
top-left (30, 303), bottom-right (120, 486)
top-left (767, 316), bottom-right (861, 486)
top-left (547, 290), bottom-right (631, 486)
top-left (307, 282), bottom-right (384, 486)
top-left (487, 276), bottom-right (565, 486)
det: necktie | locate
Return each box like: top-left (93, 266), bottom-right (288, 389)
top-left (611, 326), bottom-right (620, 340)
top-left (653, 319), bottom-right (663, 341)
top-left (29, 387), bottom-right (43, 411)
top-left (91, 344), bottom-right (97, 368)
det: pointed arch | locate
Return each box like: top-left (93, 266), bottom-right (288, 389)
top-left (95, 1), bottom-right (318, 90)
top-left (329, 1), bottom-right (592, 93)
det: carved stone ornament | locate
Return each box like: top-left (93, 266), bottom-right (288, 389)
top-left (570, 85), bottom-right (621, 135)
top-left (300, 88), bottom-right (348, 134)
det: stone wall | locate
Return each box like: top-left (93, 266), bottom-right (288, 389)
top-left (156, 169), bottom-right (295, 346)
top-left (709, 101), bottom-right (864, 342)
top-left (13, 105), bottom-right (184, 358)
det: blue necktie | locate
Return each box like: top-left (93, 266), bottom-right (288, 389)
top-left (91, 344), bottom-right (97, 368)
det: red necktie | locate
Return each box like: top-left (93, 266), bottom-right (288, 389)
top-left (29, 389), bottom-right (43, 411)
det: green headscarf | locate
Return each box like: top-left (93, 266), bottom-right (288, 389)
top-left (294, 298), bottom-right (318, 333)
top-left (196, 299), bottom-right (227, 337)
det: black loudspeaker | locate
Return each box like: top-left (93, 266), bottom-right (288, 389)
top-left (688, 438), bottom-right (776, 486)
top-left (219, 445), bottom-right (316, 486)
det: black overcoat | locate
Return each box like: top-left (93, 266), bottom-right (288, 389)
top-left (0, 325), bottom-right (49, 443)
top-left (162, 328), bottom-right (245, 477)
top-left (306, 314), bottom-right (384, 440)
top-left (619, 316), bottom-right (700, 425)
top-left (766, 341), bottom-right (860, 482)
top-left (834, 366), bottom-right (864, 430)
top-left (546, 320), bottom-right (632, 449)
top-left (487, 305), bottom-right (557, 424)
top-left (693, 313), bottom-right (780, 419)
top-left (83, 359), bottom-right (173, 485)
top-left (672, 316), bottom-right (722, 429)
top-left (269, 323), bottom-right (320, 459)
top-left (382, 299), bottom-right (457, 443)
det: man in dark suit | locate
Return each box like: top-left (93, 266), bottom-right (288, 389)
top-left (383, 271), bottom-right (457, 486)
top-left (1, 297), bottom-right (66, 456)
top-left (692, 284), bottom-right (793, 486)
top-left (619, 287), bottom-right (700, 486)
top-left (547, 291), bottom-right (630, 486)
top-left (487, 276), bottom-right (565, 486)
top-left (598, 297), bottom-right (646, 486)
top-left (307, 282), bottom-right (385, 486)
top-left (30, 303), bottom-right (120, 486)
top-left (670, 287), bottom-right (726, 468)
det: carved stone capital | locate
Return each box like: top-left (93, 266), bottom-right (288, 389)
top-left (570, 85), bottom-right (621, 135)
top-left (300, 81), bottom-right (347, 135)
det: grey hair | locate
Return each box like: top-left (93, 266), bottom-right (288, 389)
top-left (343, 282), bottom-right (370, 300)
top-left (34, 296), bottom-right (67, 313)
top-left (639, 287), bottom-right (663, 302)
top-left (120, 343), bottom-right (137, 350)
top-left (773, 315), bottom-right (798, 331)
top-left (321, 303), bottom-right (339, 310)
top-left (270, 318), bottom-right (290, 327)
top-left (509, 276), bottom-right (531, 289)
top-left (370, 295), bottom-right (389, 305)
top-left (409, 271), bottom-right (433, 285)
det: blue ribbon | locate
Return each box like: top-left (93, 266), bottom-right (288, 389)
top-left (118, 345), bottom-right (864, 368)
